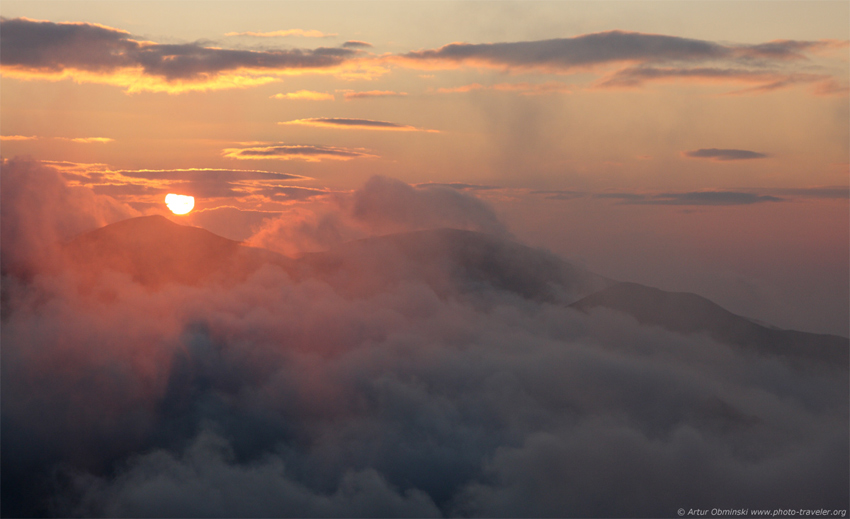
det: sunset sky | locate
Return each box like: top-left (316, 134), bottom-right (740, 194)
top-left (1, 0), bottom-right (848, 335)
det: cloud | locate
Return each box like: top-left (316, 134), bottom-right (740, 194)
top-left (0, 17), bottom-right (360, 93)
top-left (0, 156), bottom-right (137, 274)
top-left (342, 40), bottom-right (373, 48)
top-left (1, 170), bottom-right (847, 517)
top-left (64, 167), bottom-right (313, 202)
top-left (2, 135), bottom-right (115, 143)
top-left (683, 148), bottom-right (769, 161)
top-left (530, 189), bottom-right (586, 200)
top-left (279, 118), bottom-right (438, 132)
top-left (117, 168), bottom-right (308, 182)
top-left (399, 31), bottom-right (729, 70)
top-left (437, 81), bottom-right (572, 95)
top-left (595, 66), bottom-right (833, 92)
top-left (343, 90), bottom-right (408, 100)
top-left (0, 134), bottom-right (38, 141)
top-left (766, 186), bottom-right (849, 199)
top-left (415, 182), bottom-right (500, 191)
top-left (246, 176), bottom-right (509, 255)
top-left (349, 175), bottom-right (508, 236)
top-left (225, 29), bottom-right (337, 38)
top-left (643, 191), bottom-right (783, 205)
top-left (531, 189), bottom-right (786, 205)
top-left (60, 137), bottom-right (114, 143)
top-left (271, 90), bottom-right (334, 101)
top-left (222, 144), bottom-right (376, 161)
top-left (395, 31), bottom-right (845, 94)
top-left (594, 191), bottom-right (783, 205)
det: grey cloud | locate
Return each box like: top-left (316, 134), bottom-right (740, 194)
top-left (597, 66), bottom-right (827, 89)
top-left (766, 186), bottom-right (849, 199)
top-left (684, 148), bottom-right (769, 161)
top-left (118, 169), bottom-right (307, 182)
top-left (530, 189), bottom-right (585, 200)
top-left (594, 191), bottom-right (782, 205)
top-left (400, 32), bottom-right (832, 72)
top-left (253, 185), bottom-right (330, 200)
top-left (533, 189), bottom-right (782, 205)
top-left (223, 144), bottom-right (375, 161)
top-left (350, 176), bottom-right (508, 236)
top-left (415, 182), bottom-right (500, 191)
top-left (0, 17), bottom-right (356, 81)
top-left (643, 191), bottom-right (782, 205)
top-left (402, 31), bottom-right (728, 70)
top-left (343, 40), bottom-right (373, 48)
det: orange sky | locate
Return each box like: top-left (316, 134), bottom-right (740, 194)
top-left (1, 1), bottom-right (847, 334)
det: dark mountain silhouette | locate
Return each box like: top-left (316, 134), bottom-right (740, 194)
top-left (571, 282), bottom-right (849, 369)
top-left (62, 215), bottom-right (295, 287)
top-left (52, 217), bottom-right (848, 369)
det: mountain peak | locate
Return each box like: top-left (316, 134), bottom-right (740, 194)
top-left (62, 216), bottom-right (292, 287)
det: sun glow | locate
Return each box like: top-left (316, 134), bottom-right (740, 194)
top-left (165, 193), bottom-right (195, 214)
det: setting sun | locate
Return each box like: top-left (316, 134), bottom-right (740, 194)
top-left (165, 193), bottom-right (194, 214)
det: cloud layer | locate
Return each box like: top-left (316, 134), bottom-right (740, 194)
top-left (1, 165), bottom-right (847, 517)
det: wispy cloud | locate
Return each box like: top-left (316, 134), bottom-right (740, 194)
top-left (343, 90), bottom-right (408, 100)
top-left (225, 29), bottom-right (337, 38)
top-left (117, 168), bottom-right (308, 182)
top-left (0, 18), bottom-right (362, 93)
top-left (415, 182), bottom-right (500, 191)
top-left (634, 191), bottom-right (783, 205)
top-left (683, 148), bottom-right (769, 161)
top-left (279, 118), bottom-right (438, 132)
top-left (271, 90), bottom-right (334, 101)
top-left (0, 135), bottom-right (37, 141)
top-left (342, 40), bottom-right (373, 48)
top-left (531, 188), bottom-right (786, 205)
top-left (59, 137), bottom-right (115, 144)
top-left (223, 144), bottom-right (376, 162)
top-left (437, 81), bottom-right (572, 95)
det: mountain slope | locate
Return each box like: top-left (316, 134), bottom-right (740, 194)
top-left (571, 282), bottom-right (849, 368)
top-left (62, 215), bottom-right (294, 287)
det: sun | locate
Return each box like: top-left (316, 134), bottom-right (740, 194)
top-left (165, 193), bottom-right (195, 215)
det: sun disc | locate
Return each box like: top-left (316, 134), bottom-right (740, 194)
top-left (165, 193), bottom-right (194, 215)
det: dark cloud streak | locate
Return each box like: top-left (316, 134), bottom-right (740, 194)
top-left (684, 148), bottom-right (769, 161)
top-left (0, 17), bottom-right (356, 81)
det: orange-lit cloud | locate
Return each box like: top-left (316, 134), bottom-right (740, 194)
top-left (225, 29), bottom-right (336, 38)
top-left (0, 135), bottom-right (38, 141)
top-left (271, 90), bottom-right (334, 101)
top-left (278, 118), bottom-right (438, 132)
top-left (343, 90), bottom-right (408, 100)
top-left (682, 148), bottom-right (769, 161)
top-left (223, 144), bottom-right (376, 162)
top-left (437, 81), bottom-right (572, 95)
top-left (0, 18), bottom-right (361, 93)
top-left (59, 137), bottom-right (115, 143)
